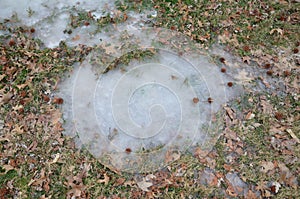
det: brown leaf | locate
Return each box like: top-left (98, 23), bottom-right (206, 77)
top-left (226, 184), bottom-right (238, 197)
top-left (245, 111), bottom-right (255, 120)
top-left (12, 125), bottom-right (24, 134)
top-left (136, 179), bottom-right (153, 192)
top-left (39, 195), bottom-right (50, 199)
top-left (270, 28), bottom-right (283, 35)
top-left (235, 69), bottom-right (253, 82)
top-left (43, 181), bottom-right (50, 193)
top-left (114, 178), bottom-right (126, 186)
top-left (1, 165), bottom-right (14, 173)
top-left (42, 94), bottom-right (50, 102)
top-left (72, 35), bottom-right (81, 41)
top-left (0, 187), bottom-right (10, 198)
top-left (67, 184), bottom-right (85, 198)
top-left (260, 161), bottom-right (275, 173)
top-left (97, 173), bottom-right (110, 185)
top-left (246, 189), bottom-right (259, 199)
top-left (52, 97), bottom-right (64, 104)
top-left (224, 106), bottom-right (235, 120)
top-left (165, 150), bottom-right (180, 164)
top-left (260, 96), bottom-right (272, 114)
top-left (101, 43), bottom-right (117, 55)
top-left (0, 74), bottom-right (6, 81)
top-left (0, 92), bottom-right (13, 104)
top-left (16, 83), bottom-right (28, 90)
top-left (194, 147), bottom-right (208, 158)
top-left (123, 13), bottom-right (128, 21)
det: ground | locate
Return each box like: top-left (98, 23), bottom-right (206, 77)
top-left (0, 0), bottom-right (299, 198)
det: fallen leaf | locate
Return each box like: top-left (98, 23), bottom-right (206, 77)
top-left (52, 97), bottom-right (64, 104)
top-left (260, 161), bottom-right (275, 173)
top-left (145, 174), bottom-right (156, 181)
top-left (224, 106), bottom-right (235, 120)
top-left (242, 56), bottom-right (251, 64)
top-left (72, 35), bottom-right (81, 41)
top-left (67, 184), bottom-right (85, 198)
top-left (16, 83), bottom-right (28, 90)
top-left (1, 164), bottom-right (14, 173)
top-left (245, 111), bottom-right (255, 120)
top-left (136, 179), bottom-right (153, 192)
top-left (39, 195), bottom-right (50, 199)
top-left (0, 92), bottom-right (13, 104)
top-left (97, 173), bottom-right (110, 185)
top-left (226, 184), bottom-right (238, 197)
top-left (235, 69), bottom-right (253, 82)
top-left (50, 153), bottom-right (60, 164)
top-left (194, 147), bottom-right (209, 158)
top-left (165, 150), bottom-right (180, 163)
top-left (101, 43), bottom-right (116, 55)
top-left (260, 96), bottom-right (272, 114)
top-left (245, 189), bottom-right (258, 199)
top-left (114, 178), bottom-right (126, 186)
top-left (270, 28), bottom-right (283, 35)
top-left (0, 74), bottom-right (5, 81)
top-left (12, 125), bottom-right (24, 134)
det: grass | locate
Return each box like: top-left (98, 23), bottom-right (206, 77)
top-left (0, 0), bottom-right (299, 198)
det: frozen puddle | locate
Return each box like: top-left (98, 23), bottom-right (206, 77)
top-left (59, 27), bottom-right (243, 172)
top-left (0, 1), bottom-right (244, 172)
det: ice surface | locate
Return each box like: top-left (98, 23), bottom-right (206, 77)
top-left (0, 0), bottom-right (113, 48)
top-left (0, 0), bottom-right (113, 25)
top-left (57, 27), bottom-right (243, 172)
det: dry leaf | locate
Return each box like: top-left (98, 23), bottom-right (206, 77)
top-left (0, 92), bottom-right (13, 104)
top-left (114, 178), bottom-right (126, 186)
top-left (50, 153), bottom-right (60, 164)
top-left (52, 97), bottom-right (64, 104)
top-left (67, 184), bottom-right (85, 198)
top-left (270, 28), bottom-right (283, 35)
top-left (12, 125), bottom-right (24, 134)
top-left (145, 174), bottom-right (156, 181)
top-left (242, 56), bottom-right (251, 64)
top-left (224, 106), bottom-right (235, 120)
top-left (165, 150), bottom-right (180, 163)
top-left (39, 195), bottom-right (50, 199)
top-left (16, 83), bottom-right (28, 90)
top-left (101, 43), bottom-right (116, 54)
top-left (97, 173), bottom-right (110, 185)
top-left (245, 112), bottom-right (255, 120)
top-left (246, 189), bottom-right (259, 199)
top-left (136, 179), bottom-right (153, 192)
top-left (1, 164), bottom-right (14, 173)
top-left (260, 161), bottom-right (275, 173)
top-left (194, 147), bottom-right (208, 158)
top-left (0, 74), bottom-right (6, 81)
top-left (235, 69), bottom-right (253, 82)
top-left (72, 35), bottom-right (81, 41)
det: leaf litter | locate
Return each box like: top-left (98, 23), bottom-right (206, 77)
top-left (0, 0), bottom-right (299, 198)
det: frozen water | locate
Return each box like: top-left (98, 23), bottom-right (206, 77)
top-left (0, 0), bottom-right (114, 48)
top-left (0, 0), bottom-right (113, 26)
top-left (57, 27), bottom-right (243, 172)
